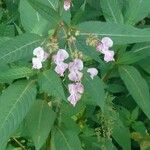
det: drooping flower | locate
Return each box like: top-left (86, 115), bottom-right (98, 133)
top-left (53, 49), bottom-right (69, 76)
top-left (96, 37), bottom-right (113, 53)
top-left (87, 68), bottom-right (98, 79)
top-left (32, 47), bottom-right (49, 69)
top-left (68, 59), bottom-right (83, 82)
top-left (33, 47), bottom-right (49, 62)
top-left (54, 62), bottom-right (68, 76)
top-left (64, 0), bottom-right (71, 11)
top-left (32, 57), bottom-right (42, 69)
top-left (96, 37), bottom-right (115, 62)
top-left (67, 83), bottom-right (84, 106)
top-left (104, 50), bottom-right (115, 62)
top-left (53, 49), bottom-right (69, 65)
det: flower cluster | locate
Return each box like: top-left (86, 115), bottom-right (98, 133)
top-left (32, 47), bottom-right (49, 69)
top-left (96, 37), bottom-right (115, 62)
top-left (53, 49), bottom-right (98, 106)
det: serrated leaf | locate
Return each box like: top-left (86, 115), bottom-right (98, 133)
top-left (78, 21), bottom-right (150, 44)
top-left (0, 33), bottom-right (42, 65)
top-left (0, 67), bottom-right (35, 83)
top-left (27, 0), bottom-right (61, 27)
top-left (119, 66), bottom-right (150, 119)
top-left (25, 100), bottom-right (56, 150)
top-left (100, 0), bottom-right (124, 24)
top-left (38, 69), bottom-right (66, 100)
top-left (82, 72), bottom-right (105, 111)
top-left (0, 81), bottom-right (37, 147)
top-left (51, 127), bottom-right (83, 150)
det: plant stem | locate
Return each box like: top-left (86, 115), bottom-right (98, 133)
top-left (12, 137), bottom-right (25, 150)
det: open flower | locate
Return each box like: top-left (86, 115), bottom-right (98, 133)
top-left (68, 83), bottom-right (84, 106)
top-left (96, 37), bottom-right (115, 62)
top-left (96, 37), bottom-right (113, 53)
top-left (32, 47), bottom-right (49, 69)
top-left (53, 49), bottom-right (69, 76)
top-left (53, 49), bottom-right (69, 64)
top-left (104, 50), bottom-right (115, 62)
top-left (54, 62), bottom-right (68, 76)
top-left (87, 68), bottom-right (98, 79)
top-left (68, 59), bottom-right (83, 82)
top-left (33, 47), bottom-right (49, 62)
top-left (32, 57), bottom-right (42, 69)
top-left (64, 0), bottom-right (71, 11)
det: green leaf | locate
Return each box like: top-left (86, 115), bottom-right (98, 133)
top-left (38, 69), bottom-right (66, 100)
top-left (112, 117), bottom-right (131, 150)
top-left (0, 33), bottom-right (42, 65)
top-left (0, 81), bottom-right (37, 146)
top-left (117, 43), bottom-right (150, 64)
top-left (100, 0), bottom-right (124, 24)
top-left (119, 66), bottom-right (150, 119)
top-left (51, 127), bottom-right (83, 150)
top-left (27, 0), bottom-right (61, 27)
top-left (25, 100), bottom-right (56, 150)
top-left (77, 21), bottom-right (150, 44)
top-left (124, 0), bottom-right (150, 25)
top-left (76, 36), bottom-right (102, 63)
top-left (82, 71), bottom-right (105, 111)
top-left (19, 0), bottom-right (51, 35)
top-left (138, 58), bottom-right (150, 74)
top-left (0, 67), bottom-right (35, 83)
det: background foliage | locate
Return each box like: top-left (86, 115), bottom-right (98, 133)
top-left (0, 0), bottom-right (150, 149)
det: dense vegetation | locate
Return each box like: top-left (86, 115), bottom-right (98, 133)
top-left (0, 0), bottom-right (150, 149)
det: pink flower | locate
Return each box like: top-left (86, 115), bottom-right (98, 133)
top-left (33, 47), bottom-right (49, 62)
top-left (87, 68), bottom-right (98, 79)
top-left (53, 49), bottom-right (69, 65)
top-left (68, 59), bottom-right (83, 82)
top-left (54, 62), bottom-right (68, 76)
top-left (68, 83), bottom-right (84, 106)
top-left (104, 50), bottom-right (115, 62)
top-left (32, 57), bottom-right (42, 69)
top-left (68, 71), bottom-right (83, 82)
top-left (96, 37), bottom-right (113, 53)
top-left (64, 0), bottom-right (71, 11)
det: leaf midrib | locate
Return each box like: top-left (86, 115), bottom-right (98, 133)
top-left (0, 39), bottom-right (41, 61)
top-left (121, 66), bottom-right (146, 106)
top-left (0, 81), bottom-right (34, 133)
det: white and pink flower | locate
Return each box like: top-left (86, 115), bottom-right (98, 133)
top-left (87, 68), bottom-right (98, 79)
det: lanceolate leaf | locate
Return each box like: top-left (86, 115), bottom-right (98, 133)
top-left (82, 72), bottom-right (105, 111)
top-left (78, 21), bottom-right (150, 44)
top-left (38, 69), bottom-right (66, 100)
top-left (117, 42), bottom-right (150, 64)
top-left (0, 81), bottom-right (37, 146)
top-left (0, 33), bottom-right (42, 65)
top-left (0, 67), bottom-right (35, 83)
top-left (119, 66), bottom-right (150, 119)
top-left (124, 0), bottom-right (150, 25)
top-left (100, 0), bottom-right (124, 24)
top-left (27, 0), bottom-right (61, 27)
top-left (112, 116), bottom-right (131, 150)
top-left (51, 127), bottom-right (83, 150)
top-left (25, 100), bottom-right (56, 150)
top-left (19, 0), bottom-right (51, 35)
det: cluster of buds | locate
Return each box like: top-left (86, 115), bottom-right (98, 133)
top-left (86, 36), bottom-right (115, 63)
top-left (53, 49), bottom-right (98, 106)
